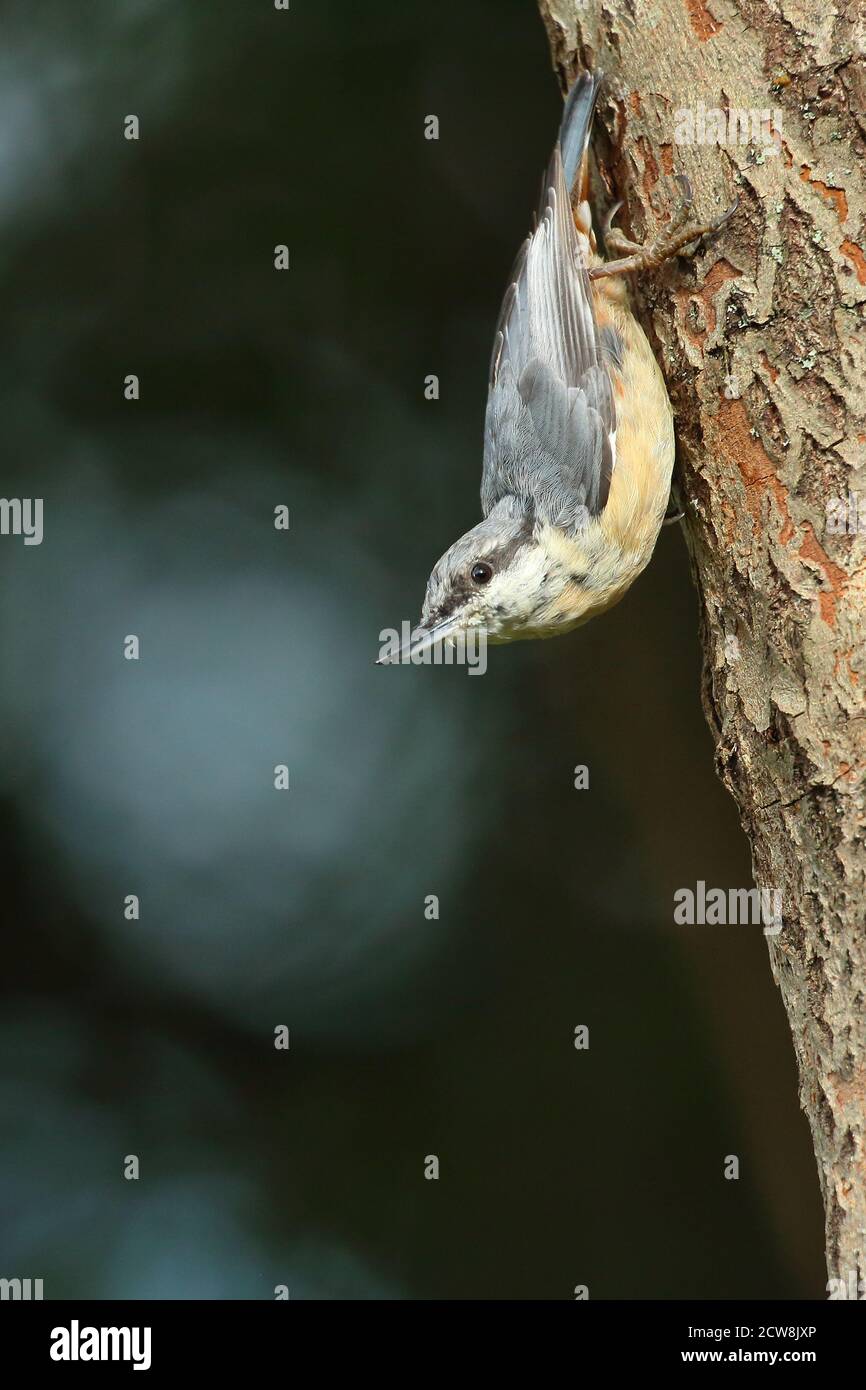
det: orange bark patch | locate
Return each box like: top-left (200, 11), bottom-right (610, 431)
top-left (759, 351), bottom-right (779, 383)
top-left (841, 240), bottom-right (866, 285)
top-left (710, 398), bottom-right (792, 541)
top-left (830, 1068), bottom-right (866, 1109)
top-left (629, 91), bottom-right (642, 116)
top-left (800, 165), bottom-right (848, 223)
top-left (798, 522), bottom-right (848, 629)
top-left (676, 258), bottom-right (741, 348)
top-left (831, 650), bottom-right (858, 684)
top-left (685, 0), bottom-right (722, 40)
top-left (659, 143), bottom-right (674, 175)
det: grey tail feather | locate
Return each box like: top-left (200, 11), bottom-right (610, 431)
top-left (559, 70), bottom-right (603, 194)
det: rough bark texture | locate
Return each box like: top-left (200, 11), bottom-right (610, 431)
top-left (537, 0), bottom-right (866, 1285)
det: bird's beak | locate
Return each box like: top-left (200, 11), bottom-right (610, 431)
top-left (375, 616), bottom-right (466, 665)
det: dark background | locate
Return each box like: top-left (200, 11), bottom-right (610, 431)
top-left (0, 0), bottom-right (823, 1298)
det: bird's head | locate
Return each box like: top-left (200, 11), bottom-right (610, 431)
top-left (386, 497), bottom-right (607, 662)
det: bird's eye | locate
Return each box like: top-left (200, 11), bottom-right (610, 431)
top-left (471, 561), bottom-right (493, 585)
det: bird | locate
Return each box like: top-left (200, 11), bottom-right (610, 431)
top-left (379, 68), bottom-right (736, 664)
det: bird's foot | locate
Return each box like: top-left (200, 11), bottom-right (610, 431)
top-left (590, 176), bottom-right (738, 281)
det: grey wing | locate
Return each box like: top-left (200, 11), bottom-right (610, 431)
top-left (481, 148), bottom-right (616, 531)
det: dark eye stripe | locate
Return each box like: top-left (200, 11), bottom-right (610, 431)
top-left (429, 587), bottom-right (474, 622)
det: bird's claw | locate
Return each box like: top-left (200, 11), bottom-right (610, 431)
top-left (591, 178), bottom-right (739, 280)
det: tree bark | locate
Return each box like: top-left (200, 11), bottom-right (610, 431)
top-left (537, 0), bottom-right (866, 1287)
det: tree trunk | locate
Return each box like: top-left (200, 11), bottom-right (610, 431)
top-left (537, 0), bottom-right (866, 1287)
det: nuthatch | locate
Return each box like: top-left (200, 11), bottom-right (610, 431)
top-left (382, 68), bottom-right (736, 662)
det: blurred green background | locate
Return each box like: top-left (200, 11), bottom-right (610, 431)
top-left (0, 0), bottom-right (823, 1298)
